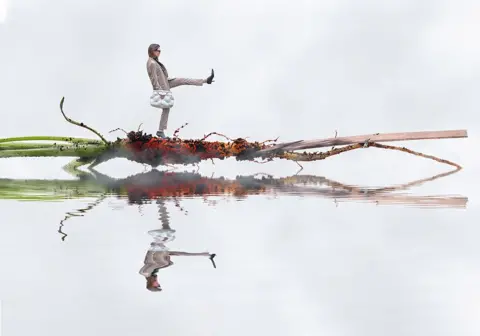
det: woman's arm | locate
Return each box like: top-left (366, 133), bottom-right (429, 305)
top-left (168, 78), bottom-right (206, 88)
top-left (147, 62), bottom-right (161, 90)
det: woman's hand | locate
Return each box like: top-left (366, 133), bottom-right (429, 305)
top-left (205, 69), bottom-right (215, 84)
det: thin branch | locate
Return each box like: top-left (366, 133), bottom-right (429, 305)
top-left (109, 128), bottom-right (128, 135)
top-left (260, 137), bottom-right (280, 145)
top-left (294, 161), bottom-right (304, 174)
top-left (59, 97), bottom-right (109, 145)
top-left (280, 142), bottom-right (462, 169)
top-left (369, 143), bottom-right (462, 169)
top-left (58, 194), bottom-right (107, 241)
top-left (173, 123), bottom-right (189, 139)
top-left (173, 197), bottom-right (188, 215)
top-left (202, 132), bottom-right (234, 141)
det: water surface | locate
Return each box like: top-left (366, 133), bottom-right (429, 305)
top-left (0, 162), bottom-right (477, 335)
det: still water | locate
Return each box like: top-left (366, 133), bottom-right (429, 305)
top-left (0, 154), bottom-right (477, 335)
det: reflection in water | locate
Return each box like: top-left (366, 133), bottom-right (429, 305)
top-left (58, 195), bottom-right (107, 241)
top-left (0, 167), bottom-right (467, 241)
top-left (0, 168), bottom-right (466, 292)
top-left (139, 200), bottom-right (216, 292)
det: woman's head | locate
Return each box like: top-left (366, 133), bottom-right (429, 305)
top-left (148, 43), bottom-right (161, 59)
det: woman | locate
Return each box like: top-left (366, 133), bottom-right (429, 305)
top-left (139, 200), bottom-right (216, 292)
top-left (147, 43), bottom-right (215, 138)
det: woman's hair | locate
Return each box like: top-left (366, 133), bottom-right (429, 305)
top-left (148, 44), bottom-right (160, 58)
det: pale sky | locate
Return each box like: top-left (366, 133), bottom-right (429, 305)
top-left (0, 1), bottom-right (480, 335)
top-left (0, 0), bottom-right (8, 23)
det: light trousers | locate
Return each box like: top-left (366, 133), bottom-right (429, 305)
top-left (155, 77), bottom-right (205, 131)
top-left (158, 108), bottom-right (170, 131)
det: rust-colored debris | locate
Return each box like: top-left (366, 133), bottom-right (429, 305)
top-left (116, 131), bottom-right (273, 166)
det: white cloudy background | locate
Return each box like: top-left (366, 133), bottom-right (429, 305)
top-left (0, 1), bottom-right (479, 335)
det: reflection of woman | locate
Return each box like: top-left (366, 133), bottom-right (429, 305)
top-left (139, 198), bottom-right (216, 292)
top-left (147, 43), bottom-right (215, 139)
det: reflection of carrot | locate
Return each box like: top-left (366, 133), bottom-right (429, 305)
top-left (0, 166), bottom-right (467, 209)
top-left (33, 169), bottom-right (460, 241)
top-left (106, 169), bottom-right (466, 209)
top-left (120, 171), bottom-right (268, 203)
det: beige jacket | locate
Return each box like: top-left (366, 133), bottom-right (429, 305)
top-left (139, 251), bottom-right (173, 277)
top-left (146, 57), bottom-right (205, 91)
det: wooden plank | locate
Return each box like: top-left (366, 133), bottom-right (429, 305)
top-left (256, 129), bottom-right (468, 154)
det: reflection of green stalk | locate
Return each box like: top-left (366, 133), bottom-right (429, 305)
top-left (0, 157), bottom-right (106, 201)
top-left (0, 154), bottom-right (110, 201)
top-left (0, 177), bottom-right (109, 201)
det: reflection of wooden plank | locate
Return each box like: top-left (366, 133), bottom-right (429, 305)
top-left (336, 194), bottom-right (468, 209)
top-left (257, 129), bottom-right (468, 154)
top-left (274, 185), bottom-right (468, 209)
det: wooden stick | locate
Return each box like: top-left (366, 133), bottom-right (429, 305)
top-left (257, 129), bottom-right (468, 154)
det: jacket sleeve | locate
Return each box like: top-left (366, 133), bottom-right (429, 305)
top-left (147, 62), bottom-right (160, 90)
top-left (168, 78), bottom-right (205, 88)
